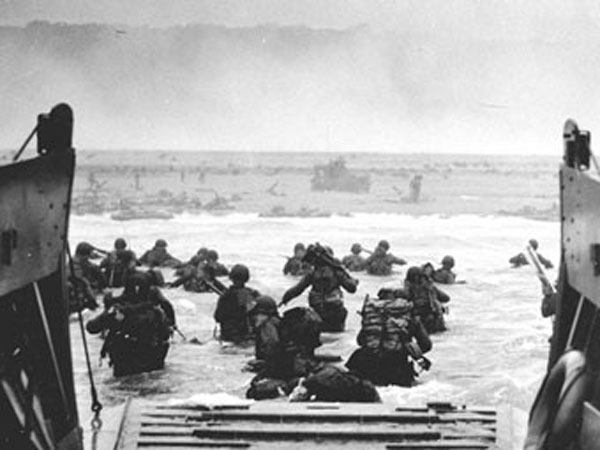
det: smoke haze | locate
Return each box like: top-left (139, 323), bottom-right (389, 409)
top-left (1, 2), bottom-right (600, 153)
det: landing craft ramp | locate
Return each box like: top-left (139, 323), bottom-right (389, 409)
top-left (104, 400), bottom-right (497, 449)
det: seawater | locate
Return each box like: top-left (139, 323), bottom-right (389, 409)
top-left (69, 212), bottom-right (558, 447)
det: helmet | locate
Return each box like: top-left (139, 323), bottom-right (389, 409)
top-left (114, 238), bottom-right (127, 250)
top-left (249, 296), bottom-right (278, 316)
top-left (405, 266), bottom-right (423, 284)
top-left (421, 262), bottom-right (435, 275)
top-left (294, 242), bottom-right (305, 252)
top-left (351, 243), bottom-right (362, 254)
top-left (123, 273), bottom-right (150, 300)
top-left (377, 240), bottom-right (390, 251)
top-left (146, 268), bottom-right (165, 287)
top-left (229, 264), bottom-right (250, 283)
top-left (528, 239), bottom-right (539, 250)
top-left (441, 255), bottom-right (455, 269)
top-left (207, 250), bottom-right (219, 261)
top-left (75, 242), bottom-right (94, 256)
top-left (155, 239), bottom-right (168, 248)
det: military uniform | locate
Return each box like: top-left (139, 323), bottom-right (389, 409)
top-left (246, 298), bottom-right (323, 400)
top-left (432, 267), bottom-right (456, 284)
top-left (282, 264), bottom-right (357, 332)
top-left (283, 257), bottom-right (311, 276)
top-left (86, 300), bottom-right (171, 377)
top-left (283, 243), bottom-right (311, 276)
top-left (365, 248), bottom-right (406, 276)
top-left (72, 242), bottom-right (106, 291)
top-left (215, 286), bottom-right (260, 342)
top-left (510, 239), bottom-right (553, 269)
top-left (347, 296), bottom-right (432, 387)
top-left (101, 249), bottom-right (137, 287)
top-left (341, 253), bottom-right (366, 272)
top-left (139, 240), bottom-right (181, 268)
top-left (291, 365), bottom-right (380, 403)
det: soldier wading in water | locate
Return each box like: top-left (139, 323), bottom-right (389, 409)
top-left (280, 244), bottom-right (358, 332)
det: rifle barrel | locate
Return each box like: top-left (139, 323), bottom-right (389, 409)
top-left (526, 245), bottom-right (556, 294)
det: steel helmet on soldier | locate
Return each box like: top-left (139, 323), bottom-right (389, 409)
top-left (405, 266), bottom-right (423, 284)
top-left (229, 264), bottom-right (250, 283)
top-left (75, 242), bottom-right (94, 256)
top-left (378, 240), bottom-right (390, 251)
top-left (114, 238), bottom-right (127, 250)
top-left (207, 250), bottom-right (219, 261)
top-left (529, 239), bottom-right (539, 250)
top-left (249, 295), bottom-right (278, 316)
top-left (441, 255), bottom-right (455, 269)
top-left (155, 239), bottom-right (168, 248)
top-left (351, 243), bottom-right (362, 254)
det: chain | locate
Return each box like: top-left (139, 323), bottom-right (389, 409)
top-left (66, 242), bottom-right (103, 429)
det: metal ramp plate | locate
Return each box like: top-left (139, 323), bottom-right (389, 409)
top-left (113, 400), bottom-right (497, 449)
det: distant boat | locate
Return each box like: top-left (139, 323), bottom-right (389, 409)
top-left (311, 157), bottom-right (370, 193)
top-left (110, 209), bottom-right (174, 221)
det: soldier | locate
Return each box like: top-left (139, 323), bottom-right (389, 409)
top-left (100, 238), bottom-right (138, 287)
top-left (214, 264), bottom-right (260, 343)
top-left (246, 296), bottom-right (283, 376)
top-left (187, 247), bottom-right (209, 268)
top-left (86, 276), bottom-right (171, 377)
top-left (205, 250), bottom-right (229, 277)
top-left (289, 365), bottom-right (380, 402)
top-left (432, 255), bottom-right (457, 284)
top-left (283, 243), bottom-right (311, 276)
top-left (143, 269), bottom-right (177, 332)
top-left (341, 243), bottom-right (366, 272)
top-left (365, 240), bottom-right (407, 276)
top-left (403, 266), bottom-right (448, 334)
top-left (139, 239), bottom-right (181, 268)
top-left (408, 174), bottom-right (423, 203)
top-left (281, 244), bottom-right (358, 332)
top-left (245, 297), bottom-right (323, 400)
top-left (510, 239), bottom-right (553, 269)
top-left (346, 294), bottom-right (432, 387)
top-left (72, 242), bottom-right (106, 291)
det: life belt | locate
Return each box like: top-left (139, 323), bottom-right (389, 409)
top-left (524, 350), bottom-right (591, 450)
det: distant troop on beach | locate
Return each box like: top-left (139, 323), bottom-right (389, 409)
top-left (74, 234), bottom-right (551, 402)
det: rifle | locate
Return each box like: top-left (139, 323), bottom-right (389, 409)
top-left (91, 245), bottom-right (110, 256)
top-left (303, 243), bottom-right (355, 281)
top-left (526, 244), bottom-right (556, 295)
top-left (357, 244), bottom-right (373, 255)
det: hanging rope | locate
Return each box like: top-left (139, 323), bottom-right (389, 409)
top-left (65, 242), bottom-right (103, 429)
top-left (12, 124), bottom-right (38, 162)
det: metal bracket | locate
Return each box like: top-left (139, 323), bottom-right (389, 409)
top-left (592, 244), bottom-right (600, 276)
top-left (1, 229), bottom-right (18, 266)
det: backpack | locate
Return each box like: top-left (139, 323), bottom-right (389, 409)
top-left (357, 296), bottom-right (412, 352)
top-left (118, 302), bottom-right (171, 346)
top-left (279, 307), bottom-right (322, 354)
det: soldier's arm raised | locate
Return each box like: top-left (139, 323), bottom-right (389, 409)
top-left (281, 274), bottom-right (312, 305)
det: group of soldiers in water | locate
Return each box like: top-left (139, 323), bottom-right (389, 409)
top-left (72, 235), bottom-right (551, 403)
top-left (69, 235), bottom-right (463, 402)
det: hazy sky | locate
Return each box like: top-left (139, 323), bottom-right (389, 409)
top-left (2, 1), bottom-right (600, 153)
top-left (2, 0), bottom-right (599, 39)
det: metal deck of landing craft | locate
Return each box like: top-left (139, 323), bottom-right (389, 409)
top-left (105, 399), bottom-right (498, 449)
